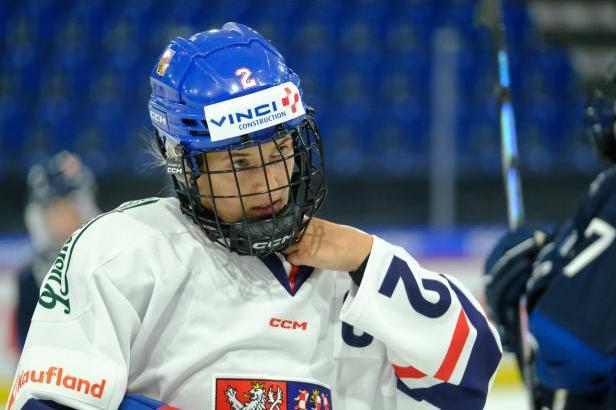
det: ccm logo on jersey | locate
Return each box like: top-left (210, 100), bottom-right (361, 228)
top-left (269, 318), bottom-right (308, 331)
top-left (8, 367), bottom-right (106, 410)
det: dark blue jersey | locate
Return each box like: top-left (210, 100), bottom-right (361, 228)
top-left (16, 263), bottom-right (40, 350)
top-left (529, 166), bottom-right (616, 395)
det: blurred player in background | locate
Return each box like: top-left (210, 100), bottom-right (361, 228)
top-left (16, 151), bottom-right (99, 349)
top-left (484, 62), bottom-right (616, 409)
top-left (8, 23), bottom-right (501, 410)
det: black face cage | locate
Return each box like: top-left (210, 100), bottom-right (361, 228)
top-left (586, 64), bottom-right (616, 164)
top-left (159, 113), bottom-right (327, 256)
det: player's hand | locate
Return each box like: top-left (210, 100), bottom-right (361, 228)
top-left (283, 217), bottom-right (373, 272)
top-left (483, 225), bottom-right (547, 352)
top-left (525, 219), bottom-right (573, 312)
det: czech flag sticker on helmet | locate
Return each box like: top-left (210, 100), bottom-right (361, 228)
top-left (156, 48), bottom-right (175, 76)
top-left (204, 82), bottom-right (306, 141)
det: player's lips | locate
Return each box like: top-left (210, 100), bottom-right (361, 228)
top-left (249, 199), bottom-right (283, 218)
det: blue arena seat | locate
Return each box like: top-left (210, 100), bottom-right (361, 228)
top-left (0, 0), bottom-right (588, 177)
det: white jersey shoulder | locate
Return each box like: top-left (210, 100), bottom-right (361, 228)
top-left (33, 197), bottom-right (204, 322)
top-left (86, 196), bottom-right (194, 244)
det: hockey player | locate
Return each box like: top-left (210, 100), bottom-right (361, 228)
top-left (9, 23), bottom-right (502, 410)
top-left (16, 151), bottom-right (99, 349)
top-left (484, 63), bottom-right (616, 409)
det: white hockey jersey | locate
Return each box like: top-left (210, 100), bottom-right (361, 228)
top-left (8, 197), bottom-right (502, 410)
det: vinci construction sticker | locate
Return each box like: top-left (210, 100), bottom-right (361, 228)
top-left (213, 376), bottom-right (332, 410)
top-left (204, 82), bottom-right (305, 142)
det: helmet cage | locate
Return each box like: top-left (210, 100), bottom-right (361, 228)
top-left (159, 111), bottom-right (326, 256)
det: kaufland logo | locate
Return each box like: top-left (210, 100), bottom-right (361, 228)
top-left (8, 366), bottom-right (107, 410)
top-left (204, 82), bottom-right (305, 142)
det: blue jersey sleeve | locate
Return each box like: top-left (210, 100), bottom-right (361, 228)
top-left (21, 395), bottom-right (178, 410)
top-left (529, 167), bottom-right (616, 394)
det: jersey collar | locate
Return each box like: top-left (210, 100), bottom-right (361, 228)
top-left (258, 253), bottom-right (313, 296)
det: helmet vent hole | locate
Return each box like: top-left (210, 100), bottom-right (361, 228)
top-left (189, 130), bottom-right (210, 136)
top-left (182, 119), bottom-right (199, 127)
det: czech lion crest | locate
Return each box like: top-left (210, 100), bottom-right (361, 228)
top-left (225, 381), bottom-right (283, 410)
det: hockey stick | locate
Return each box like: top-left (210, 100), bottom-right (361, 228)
top-left (474, 0), bottom-right (524, 230)
top-left (473, 1), bottom-right (542, 409)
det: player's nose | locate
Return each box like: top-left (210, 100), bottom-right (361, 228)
top-left (258, 161), bottom-right (288, 192)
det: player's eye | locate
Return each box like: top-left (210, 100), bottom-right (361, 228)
top-left (232, 158), bottom-right (250, 170)
top-left (274, 143), bottom-right (291, 158)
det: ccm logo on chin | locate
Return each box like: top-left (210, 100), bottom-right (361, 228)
top-left (269, 318), bottom-right (308, 331)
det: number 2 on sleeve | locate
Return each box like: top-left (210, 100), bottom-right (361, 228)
top-left (378, 256), bottom-right (451, 318)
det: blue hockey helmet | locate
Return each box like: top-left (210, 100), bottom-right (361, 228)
top-left (27, 151), bottom-right (97, 207)
top-left (586, 59), bottom-right (616, 164)
top-left (25, 151), bottom-right (99, 255)
top-left (148, 22), bottom-right (326, 255)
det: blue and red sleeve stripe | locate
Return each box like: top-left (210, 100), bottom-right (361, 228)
top-left (395, 278), bottom-right (502, 410)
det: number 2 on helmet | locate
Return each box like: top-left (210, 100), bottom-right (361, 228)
top-left (235, 67), bottom-right (258, 89)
